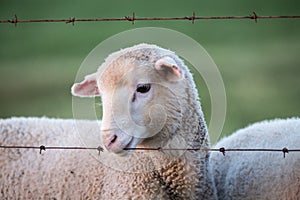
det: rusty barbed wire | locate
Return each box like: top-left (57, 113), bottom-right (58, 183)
top-left (0, 145), bottom-right (299, 158)
top-left (0, 12), bottom-right (300, 26)
top-left (0, 145), bottom-right (104, 155)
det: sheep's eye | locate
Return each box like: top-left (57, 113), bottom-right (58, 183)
top-left (136, 84), bottom-right (151, 93)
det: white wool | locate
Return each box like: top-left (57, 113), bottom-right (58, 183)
top-left (210, 118), bottom-right (300, 200)
top-left (0, 117), bottom-right (103, 199)
top-left (0, 44), bottom-right (217, 199)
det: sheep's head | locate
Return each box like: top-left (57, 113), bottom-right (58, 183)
top-left (72, 44), bottom-right (186, 156)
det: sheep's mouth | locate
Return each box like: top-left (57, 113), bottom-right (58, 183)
top-left (121, 137), bottom-right (142, 156)
top-left (103, 131), bottom-right (143, 156)
top-left (123, 137), bottom-right (135, 150)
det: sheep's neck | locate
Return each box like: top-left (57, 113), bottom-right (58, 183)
top-left (182, 85), bottom-right (210, 149)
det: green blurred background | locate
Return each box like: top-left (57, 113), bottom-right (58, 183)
top-left (0, 0), bottom-right (299, 138)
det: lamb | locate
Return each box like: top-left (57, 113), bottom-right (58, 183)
top-left (210, 118), bottom-right (300, 200)
top-left (0, 43), bottom-right (218, 199)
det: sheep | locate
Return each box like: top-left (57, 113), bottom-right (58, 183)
top-left (210, 118), bottom-right (300, 200)
top-left (0, 43), bottom-right (218, 199)
top-left (0, 117), bottom-right (103, 199)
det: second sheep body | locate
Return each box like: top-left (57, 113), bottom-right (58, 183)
top-left (210, 118), bottom-right (300, 200)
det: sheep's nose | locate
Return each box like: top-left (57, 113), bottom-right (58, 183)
top-left (103, 134), bottom-right (118, 150)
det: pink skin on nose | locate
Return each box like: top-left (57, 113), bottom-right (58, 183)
top-left (103, 135), bottom-right (117, 150)
top-left (101, 129), bottom-right (117, 150)
top-left (101, 129), bottom-right (135, 155)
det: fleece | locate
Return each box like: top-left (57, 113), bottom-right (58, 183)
top-left (210, 118), bottom-right (300, 200)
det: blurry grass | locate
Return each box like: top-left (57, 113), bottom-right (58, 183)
top-left (0, 0), bottom-right (300, 138)
top-left (0, 57), bottom-right (79, 118)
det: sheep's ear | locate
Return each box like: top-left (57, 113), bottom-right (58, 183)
top-left (155, 57), bottom-right (184, 81)
top-left (71, 73), bottom-right (100, 97)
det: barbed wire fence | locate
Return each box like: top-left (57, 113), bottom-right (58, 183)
top-left (0, 145), bottom-right (299, 158)
top-left (1, 12), bottom-right (300, 158)
top-left (0, 12), bottom-right (300, 26)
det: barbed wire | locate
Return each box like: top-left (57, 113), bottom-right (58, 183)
top-left (1, 12), bottom-right (300, 26)
top-left (1, 145), bottom-right (300, 158)
top-left (0, 145), bottom-right (104, 155)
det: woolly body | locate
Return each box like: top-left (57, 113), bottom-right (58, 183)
top-left (0, 44), bottom-right (217, 199)
top-left (210, 118), bottom-right (300, 200)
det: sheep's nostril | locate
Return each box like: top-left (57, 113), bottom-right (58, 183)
top-left (104, 135), bottom-right (118, 150)
top-left (110, 135), bottom-right (117, 144)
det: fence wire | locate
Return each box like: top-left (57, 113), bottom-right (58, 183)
top-left (1, 12), bottom-right (300, 26)
top-left (0, 145), bottom-right (299, 158)
top-left (1, 11), bottom-right (300, 158)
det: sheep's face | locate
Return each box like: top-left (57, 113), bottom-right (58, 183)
top-left (72, 48), bottom-right (184, 156)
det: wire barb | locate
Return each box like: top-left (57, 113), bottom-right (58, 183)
top-left (97, 146), bottom-right (104, 155)
top-left (282, 147), bottom-right (289, 158)
top-left (186, 11), bottom-right (196, 24)
top-left (251, 12), bottom-right (258, 23)
top-left (39, 145), bottom-right (46, 154)
top-left (125, 12), bottom-right (135, 25)
top-left (66, 17), bottom-right (76, 26)
top-left (219, 147), bottom-right (226, 156)
top-left (157, 147), bottom-right (163, 152)
top-left (9, 14), bottom-right (18, 27)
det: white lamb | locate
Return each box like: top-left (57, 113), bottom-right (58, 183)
top-left (210, 118), bottom-right (300, 200)
top-left (0, 43), bottom-right (217, 199)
